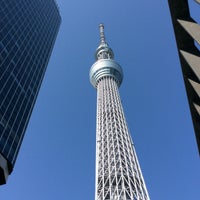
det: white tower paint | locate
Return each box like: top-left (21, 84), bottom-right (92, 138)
top-left (90, 24), bottom-right (150, 200)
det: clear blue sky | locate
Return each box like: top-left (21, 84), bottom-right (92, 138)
top-left (1, 0), bottom-right (200, 199)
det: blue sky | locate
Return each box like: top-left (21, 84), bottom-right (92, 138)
top-left (1, 0), bottom-right (200, 199)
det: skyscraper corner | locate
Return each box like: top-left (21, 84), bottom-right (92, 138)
top-left (0, 0), bottom-right (61, 184)
top-left (168, 0), bottom-right (200, 154)
top-left (90, 24), bottom-right (150, 200)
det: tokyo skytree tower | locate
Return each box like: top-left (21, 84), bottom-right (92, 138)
top-left (89, 24), bottom-right (150, 200)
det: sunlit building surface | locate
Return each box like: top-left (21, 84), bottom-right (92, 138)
top-left (90, 24), bottom-right (150, 200)
top-left (0, 0), bottom-right (61, 184)
top-left (168, 0), bottom-right (200, 153)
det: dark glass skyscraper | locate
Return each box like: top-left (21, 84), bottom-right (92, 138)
top-left (0, 0), bottom-right (61, 184)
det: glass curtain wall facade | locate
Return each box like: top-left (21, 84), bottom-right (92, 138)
top-left (0, 0), bottom-right (61, 184)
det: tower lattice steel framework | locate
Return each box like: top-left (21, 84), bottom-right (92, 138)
top-left (89, 24), bottom-right (150, 200)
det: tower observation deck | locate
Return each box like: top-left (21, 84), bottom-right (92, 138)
top-left (90, 24), bottom-right (150, 200)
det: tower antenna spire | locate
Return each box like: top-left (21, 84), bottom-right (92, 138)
top-left (95, 23), bottom-right (114, 60)
top-left (99, 23), bottom-right (106, 44)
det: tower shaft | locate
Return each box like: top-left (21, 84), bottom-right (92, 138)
top-left (95, 77), bottom-right (149, 200)
top-left (90, 24), bottom-right (150, 200)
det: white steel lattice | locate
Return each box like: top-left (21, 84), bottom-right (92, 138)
top-left (95, 77), bottom-right (150, 200)
top-left (90, 24), bottom-right (150, 200)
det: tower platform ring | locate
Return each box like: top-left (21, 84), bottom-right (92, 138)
top-left (89, 59), bottom-right (123, 88)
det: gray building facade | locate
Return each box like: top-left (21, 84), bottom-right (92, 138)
top-left (0, 0), bottom-right (61, 184)
top-left (168, 0), bottom-right (200, 154)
